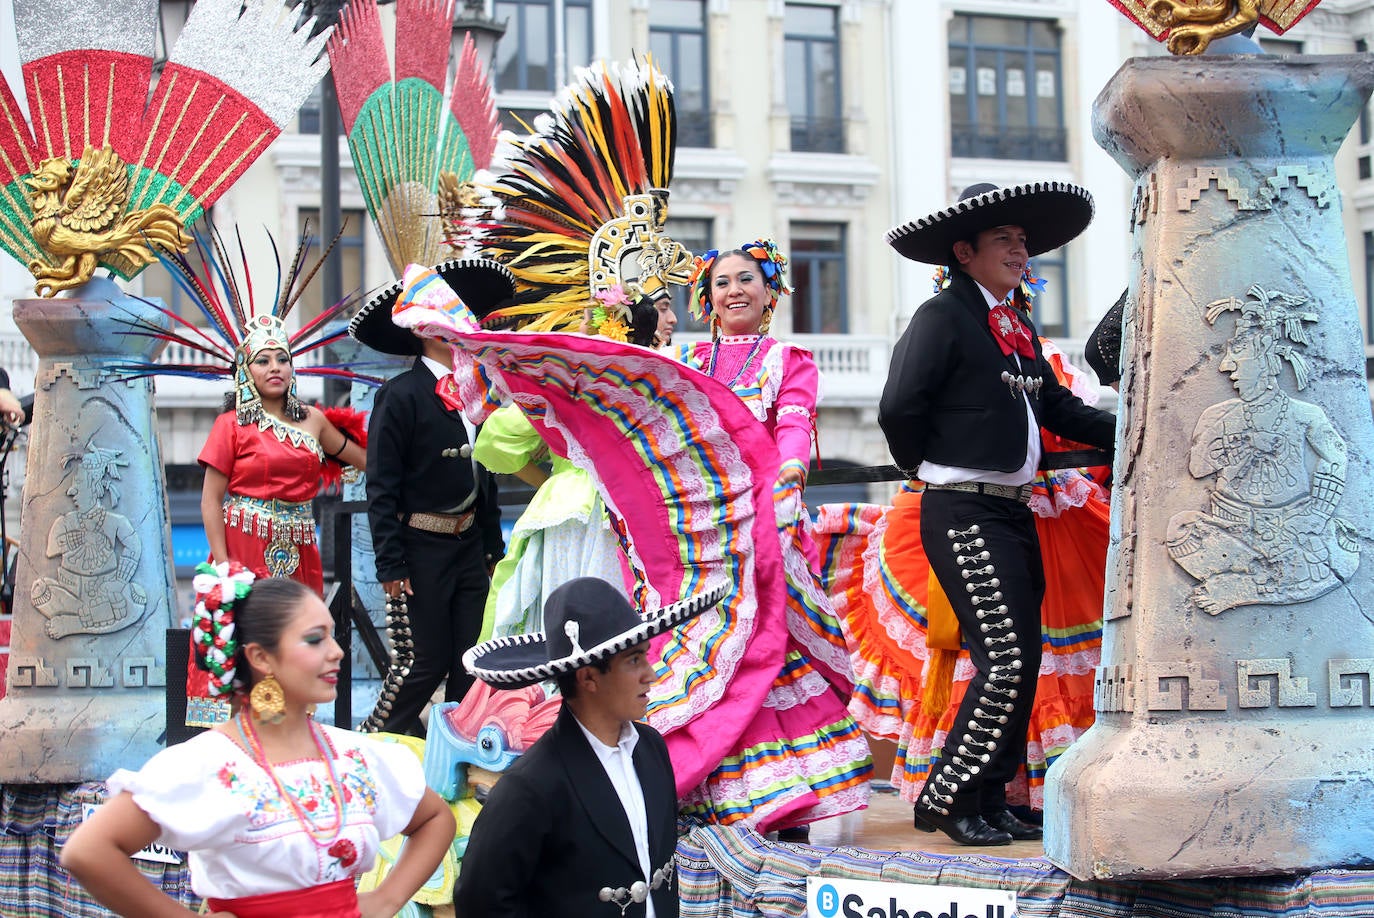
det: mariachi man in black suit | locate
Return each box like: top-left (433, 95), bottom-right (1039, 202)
top-left (457, 576), bottom-right (725, 918)
top-left (349, 258), bottom-right (517, 736)
top-left (879, 182), bottom-right (1116, 846)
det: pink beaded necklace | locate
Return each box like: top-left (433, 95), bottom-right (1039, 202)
top-left (238, 710), bottom-right (346, 847)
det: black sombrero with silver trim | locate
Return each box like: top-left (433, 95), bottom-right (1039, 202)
top-left (349, 257), bottom-right (517, 356)
top-left (886, 181), bottom-right (1094, 265)
top-left (464, 576), bottom-right (728, 689)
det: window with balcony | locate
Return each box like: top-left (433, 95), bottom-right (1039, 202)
top-left (664, 216), bottom-right (713, 334)
top-left (493, 0), bottom-right (592, 133)
top-left (650, 0), bottom-right (710, 148)
top-left (1028, 251), bottom-right (1068, 339)
top-left (785, 3), bottom-right (843, 154)
top-left (1359, 41), bottom-right (1371, 181)
top-left (298, 83), bottom-right (346, 136)
top-left (296, 208), bottom-right (367, 325)
top-left (789, 221), bottom-right (847, 334)
top-left (949, 14), bottom-right (1065, 162)
top-left (1259, 37), bottom-right (1302, 54)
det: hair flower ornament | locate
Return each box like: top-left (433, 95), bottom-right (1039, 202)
top-left (190, 560), bottom-right (256, 698)
top-left (687, 238), bottom-right (792, 324)
top-left (581, 282), bottom-right (643, 341)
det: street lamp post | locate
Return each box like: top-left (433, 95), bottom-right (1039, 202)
top-left (452, 0), bottom-right (508, 76)
top-left (298, 0), bottom-right (349, 405)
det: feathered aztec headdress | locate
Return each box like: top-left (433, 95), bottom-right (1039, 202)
top-left (115, 222), bottom-right (379, 424)
top-left (327, 0), bottom-right (501, 275)
top-left (0, 0), bottom-right (331, 296)
top-left (687, 238), bottom-right (793, 325)
top-left (191, 560), bottom-right (256, 700)
top-left (458, 56), bottom-right (695, 341)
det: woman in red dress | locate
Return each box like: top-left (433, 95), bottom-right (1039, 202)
top-left (199, 315), bottom-right (366, 595)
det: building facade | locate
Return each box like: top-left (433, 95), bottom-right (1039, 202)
top-left (1, 0), bottom-right (1373, 522)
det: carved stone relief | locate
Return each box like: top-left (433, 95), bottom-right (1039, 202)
top-left (1095, 658), bottom-right (1374, 713)
top-left (1165, 285), bottom-right (1358, 614)
top-left (30, 440), bottom-right (146, 638)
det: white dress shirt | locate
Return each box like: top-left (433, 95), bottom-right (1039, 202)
top-left (573, 715), bottom-right (656, 918)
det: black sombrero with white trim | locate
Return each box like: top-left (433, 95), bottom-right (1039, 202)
top-left (886, 181), bottom-right (1094, 265)
top-left (464, 576), bottom-right (728, 689)
top-left (349, 257), bottom-right (517, 356)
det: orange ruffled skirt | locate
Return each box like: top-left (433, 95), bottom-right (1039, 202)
top-left (815, 471), bottom-right (1109, 810)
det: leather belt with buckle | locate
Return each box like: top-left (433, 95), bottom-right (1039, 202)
top-left (925, 481), bottom-right (1033, 504)
top-left (405, 510), bottom-right (475, 535)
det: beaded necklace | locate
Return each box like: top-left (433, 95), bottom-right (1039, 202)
top-left (238, 710), bottom-right (346, 847)
top-left (706, 335), bottom-right (767, 389)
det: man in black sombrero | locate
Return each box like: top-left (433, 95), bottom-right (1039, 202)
top-left (880, 182), bottom-right (1117, 846)
top-left (455, 576), bottom-right (725, 918)
top-left (349, 257), bottom-right (516, 736)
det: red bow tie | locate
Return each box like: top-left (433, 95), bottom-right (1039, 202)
top-left (988, 304), bottom-right (1035, 359)
top-left (435, 374), bottom-right (465, 412)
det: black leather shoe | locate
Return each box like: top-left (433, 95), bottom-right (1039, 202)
top-left (913, 805), bottom-right (935, 832)
top-left (981, 808), bottom-right (1042, 840)
top-left (913, 809), bottom-right (1012, 846)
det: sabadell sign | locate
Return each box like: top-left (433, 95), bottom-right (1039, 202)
top-left (807, 877), bottom-right (1018, 918)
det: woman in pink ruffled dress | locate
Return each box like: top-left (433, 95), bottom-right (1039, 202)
top-left (647, 239), bottom-right (872, 835)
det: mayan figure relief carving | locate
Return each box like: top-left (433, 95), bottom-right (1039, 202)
top-left (1166, 285), bottom-right (1359, 614)
top-left (31, 440), bottom-right (147, 639)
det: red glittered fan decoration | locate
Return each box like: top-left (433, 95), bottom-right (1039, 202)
top-left (0, 0), bottom-right (333, 294)
top-left (1107, 0), bottom-right (1323, 41)
top-left (329, 0), bottom-right (501, 273)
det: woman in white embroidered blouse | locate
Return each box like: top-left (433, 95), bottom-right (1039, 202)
top-left (62, 574), bottom-right (454, 918)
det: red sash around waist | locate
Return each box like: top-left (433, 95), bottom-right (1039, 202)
top-left (206, 878), bottom-right (359, 917)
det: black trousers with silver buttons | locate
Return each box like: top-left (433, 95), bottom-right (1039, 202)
top-left (376, 525), bottom-right (490, 737)
top-left (917, 488), bottom-right (1045, 817)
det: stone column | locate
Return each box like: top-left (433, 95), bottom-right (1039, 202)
top-left (0, 277), bottom-right (176, 782)
top-left (1045, 55), bottom-right (1374, 880)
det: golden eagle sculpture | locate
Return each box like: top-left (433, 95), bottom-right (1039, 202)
top-left (0, 0), bottom-right (332, 295)
top-left (1110, 0), bottom-right (1322, 55)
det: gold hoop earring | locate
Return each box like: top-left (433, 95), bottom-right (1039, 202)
top-left (250, 674), bottom-right (286, 725)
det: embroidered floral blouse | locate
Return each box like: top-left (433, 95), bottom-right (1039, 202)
top-left (106, 724), bottom-right (424, 899)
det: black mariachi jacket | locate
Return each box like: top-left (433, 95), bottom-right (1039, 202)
top-left (878, 270), bottom-right (1116, 474)
top-left (454, 706), bottom-right (680, 918)
top-left (364, 358), bottom-right (503, 581)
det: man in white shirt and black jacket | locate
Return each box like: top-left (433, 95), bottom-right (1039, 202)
top-left (349, 258), bottom-right (516, 737)
top-left (879, 181), bottom-right (1116, 846)
top-left (456, 577), bottom-right (727, 918)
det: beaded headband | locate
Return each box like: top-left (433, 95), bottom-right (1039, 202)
top-left (190, 561), bottom-right (257, 698)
